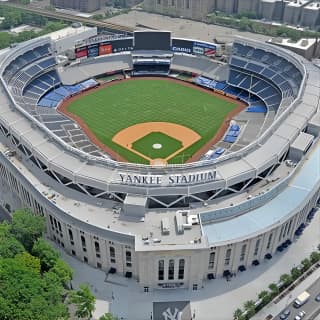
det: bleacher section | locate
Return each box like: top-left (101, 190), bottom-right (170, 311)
top-left (38, 79), bottom-right (99, 108)
top-left (2, 44), bottom-right (51, 83)
top-left (229, 42), bottom-right (301, 111)
top-left (3, 42), bottom-right (107, 159)
top-left (193, 76), bottom-right (266, 110)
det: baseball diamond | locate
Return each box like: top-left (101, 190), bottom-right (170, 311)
top-left (61, 78), bottom-right (240, 164)
top-left (0, 28), bottom-right (319, 306)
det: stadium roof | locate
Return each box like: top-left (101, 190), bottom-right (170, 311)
top-left (202, 141), bottom-right (320, 245)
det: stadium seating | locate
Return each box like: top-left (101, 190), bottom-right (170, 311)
top-left (223, 124), bottom-right (241, 143)
top-left (230, 41), bottom-right (301, 111)
top-left (37, 79), bottom-right (98, 108)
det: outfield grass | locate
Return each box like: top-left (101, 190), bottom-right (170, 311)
top-left (67, 79), bottom-right (238, 164)
top-left (132, 132), bottom-right (183, 159)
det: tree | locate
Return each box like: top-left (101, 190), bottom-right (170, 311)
top-left (0, 222), bottom-right (25, 258)
top-left (280, 273), bottom-right (292, 288)
top-left (0, 254), bottom-right (69, 320)
top-left (310, 251), bottom-right (320, 264)
top-left (301, 258), bottom-right (311, 272)
top-left (51, 258), bottom-right (73, 287)
top-left (268, 283), bottom-right (279, 297)
top-left (290, 267), bottom-right (301, 280)
top-left (32, 238), bottom-right (59, 272)
top-left (99, 313), bottom-right (118, 320)
top-left (243, 300), bottom-right (255, 318)
top-left (239, 17), bottom-right (250, 31)
top-left (233, 308), bottom-right (243, 320)
top-left (10, 209), bottom-right (45, 251)
top-left (258, 290), bottom-right (271, 305)
top-left (69, 284), bottom-right (95, 320)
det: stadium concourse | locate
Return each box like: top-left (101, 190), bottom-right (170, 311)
top-left (0, 28), bottom-right (319, 303)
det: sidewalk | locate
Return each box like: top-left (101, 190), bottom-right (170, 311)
top-left (251, 268), bottom-right (320, 320)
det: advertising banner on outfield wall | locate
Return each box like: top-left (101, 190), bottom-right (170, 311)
top-left (99, 43), bottom-right (112, 55)
top-left (111, 38), bottom-right (134, 53)
top-left (171, 38), bottom-right (193, 54)
top-left (193, 41), bottom-right (216, 57)
top-left (75, 47), bottom-right (88, 58)
top-left (87, 43), bottom-right (99, 58)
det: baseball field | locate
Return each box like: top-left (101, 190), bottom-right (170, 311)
top-left (64, 78), bottom-right (240, 164)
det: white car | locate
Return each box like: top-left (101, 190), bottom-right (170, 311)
top-left (294, 310), bottom-right (306, 320)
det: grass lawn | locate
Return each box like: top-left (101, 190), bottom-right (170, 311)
top-left (67, 79), bottom-right (238, 164)
top-left (132, 132), bottom-right (183, 159)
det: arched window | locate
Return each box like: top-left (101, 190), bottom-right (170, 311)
top-left (178, 259), bottom-right (185, 280)
top-left (168, 259), bottom-right (175, 280)
top-left (158, 260), bottom-right (164, 280)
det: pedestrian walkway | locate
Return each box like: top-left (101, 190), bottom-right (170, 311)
top-left (56, 211), bottom-right (320, 320)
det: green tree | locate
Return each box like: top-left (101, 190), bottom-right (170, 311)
top-left (32, 238), bottom-right (59, 272)
top-left (51, 258), bottom-right (73, 287)
top-left (0, 254), bottom-right (69, 320)
top-left (99, 313), bottom-right (119, 320)
top-left (233, 308), bottom-right (244, 320)
top-left (258, 290), bottom-right (271, 305)
top-left (290, 267), bottom-right (301, 280)
top-left (280, 273), bottom-right (292, 288)
top-left (243, 300), bottom-right (255, 318)
top-left (10, 209), bottom-right (45, 252)
top-left (301, 258), bottom-right (311, 271)
top-left (239, 17), bottom-right (251, 31)
top-left (310, 251), bottom-right (320, 264)
top-left (268, 283), bottom-right (279, 297)
top-left (15, 251), bottom-right (41, 273)
top-left (0, 222), bottom-right (25, 258)
top-left (69, 284), bottom-right (95, 320)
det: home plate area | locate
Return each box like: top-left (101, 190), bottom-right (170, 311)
top-left (153, 301), bottom-right (191, 320)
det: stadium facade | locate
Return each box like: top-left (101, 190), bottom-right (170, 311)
top-left (0, 30), bottom-right (319, 291)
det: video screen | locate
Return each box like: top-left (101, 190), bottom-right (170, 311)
top-left (134, 31), bottom-right (171, 51)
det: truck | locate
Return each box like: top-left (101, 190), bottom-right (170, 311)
top-left (294, 291), bottom-right (310, 308)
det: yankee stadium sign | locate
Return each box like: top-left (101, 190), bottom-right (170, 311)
top-left (118, 170), bottom-right (218, 186)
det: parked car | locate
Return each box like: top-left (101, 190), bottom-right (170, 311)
top-left (280, 309), bottom-right (290, 319)
top-left (315, 293), bottom-right (320, 302)
top-left (294, 310), bottom-right (306, 320)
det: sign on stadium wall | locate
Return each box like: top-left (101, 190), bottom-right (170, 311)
top-left (99, 43), bottom-right (112, 55)
top-left (193, 41), bottom-right (216, 57)
top-left (75, 47), bottom-right (88, 58)
top-left (171, 39), bottom-right (193, 54)
top-left (87, 44), bottom-right (99, 58)
top-left (118, 170), bottom-right (218, 186)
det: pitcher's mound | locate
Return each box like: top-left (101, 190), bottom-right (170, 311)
top-left (152, 143), bottom-right (162, 149)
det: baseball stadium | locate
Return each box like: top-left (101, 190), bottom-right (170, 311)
top-left (0, 27), bottom-right (319, 297)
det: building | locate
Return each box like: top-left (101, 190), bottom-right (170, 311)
top-left (268, 37), bottom-right (320, 60)
top-left (50, 0), bottom-right (101, 13)
top-left (143, 0), bottom-right (320, 30)
top-left (0, 31), bottom-right (319, 292)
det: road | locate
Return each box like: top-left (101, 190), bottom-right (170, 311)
top-left (274, 277), bottom-right (320, 320)
top-left (0, 2), bottom-right (134, 34)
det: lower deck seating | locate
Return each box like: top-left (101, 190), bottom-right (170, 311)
top-left (37, 79), bottom-right (98, 108)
